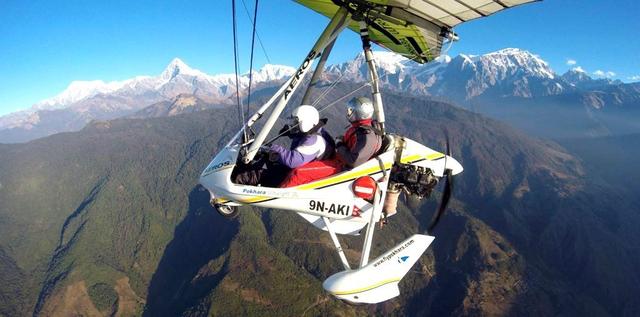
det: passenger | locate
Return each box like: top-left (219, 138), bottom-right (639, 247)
top-left (270, 105), bottom-right (334, 170)
top-left (279, 96), bottom-right (382, 187)
top-left (234, 105), bottom-right (333, 187)
top-left (335, 96), bottom-right (382, 169)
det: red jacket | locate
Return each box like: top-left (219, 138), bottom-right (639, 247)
top-left (337, 119), bottom-right (382, 168)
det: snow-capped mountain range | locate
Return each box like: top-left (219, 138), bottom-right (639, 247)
top-left (326, 48), bottom-right (626, 105)
top-left (0, 59), bottom-right (295, 141)
top-left (0, 49), bottom-right (635, 143)
top-left (31, 58), bottom-right (295, 114)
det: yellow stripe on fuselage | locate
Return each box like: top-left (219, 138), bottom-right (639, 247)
top-left (329, 278), bottom-right (401, 296)
top-left (295, 162), bottom-right (392, 190)
top-left (218, 151), bottom-right (444, 204)
top-left (214, 196), bottom-right (268, 204)
top-left (297, 152), bottom-right (443, 190)
top-left (426, 152), bottom-right (445, 160)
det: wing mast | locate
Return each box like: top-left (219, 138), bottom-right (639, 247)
top-left (301, 38), bottom-right (337, 105)
top-left (242, 7), bottom-right (351, 163)
top-left (358, 20), bottom-right (385, 134)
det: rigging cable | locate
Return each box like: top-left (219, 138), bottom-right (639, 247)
top-left (310, 67), bottom-right (348, 108)
top-left (240, 0), bottom-right (271, 64)
top-left (246, 0), bottom-right (260, 123)
top-left (267, 49), bottom-right (414, 143)
top-left (313, 53), bottom-right (435, 120)
top-left (266, 80), bottom-right (373, 145)
top-left (231, 0), bottom-right (247, 142)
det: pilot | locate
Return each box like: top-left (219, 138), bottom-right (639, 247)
top-left (335, 96), bottom-right (382, 169)
top-left (234, 105), bottom-right (333, 187)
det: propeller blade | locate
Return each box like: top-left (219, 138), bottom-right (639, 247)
top-left (428, 170), bottom-right (453, 234)
top-left (427, 135), bottom-right (454, 234)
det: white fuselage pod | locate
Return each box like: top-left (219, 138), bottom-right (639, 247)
top-left (323, 234), bottom-right (435, 304)
top-left (198, 135), bottom-right (462, 235)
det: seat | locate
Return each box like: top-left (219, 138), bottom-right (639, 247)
top-left (280, 134), bottom-right (394, 188)
top-left (279, 159), bottom-right (343, 187)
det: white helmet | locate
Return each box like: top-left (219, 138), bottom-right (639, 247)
top-left (347, 97), bottom-right (374, 122)
top-left (289, 105), bottom-right (319, 133)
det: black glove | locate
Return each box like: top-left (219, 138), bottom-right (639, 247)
top-left (278, 124), bottom-right (291, 137)
top-left (268, 151), bottom-right (280, 162)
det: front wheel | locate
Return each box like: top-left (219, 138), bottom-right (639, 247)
top-left (212, 202), bottom-right (239, 218)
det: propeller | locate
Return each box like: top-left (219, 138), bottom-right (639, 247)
top-left (427, 135), bottom-right (454, 235)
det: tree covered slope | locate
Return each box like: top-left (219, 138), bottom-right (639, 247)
top-left (0, 88), bottom-right (638, 316)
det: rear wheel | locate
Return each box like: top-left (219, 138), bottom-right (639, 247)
top-left (212, 202), bottom-right (239, 218)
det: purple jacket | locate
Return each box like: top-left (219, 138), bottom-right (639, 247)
top-left (270, 129), bottom-right (331, 168)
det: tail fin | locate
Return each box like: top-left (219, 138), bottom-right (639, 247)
top-left (323, 234), bottom-right (434, 304)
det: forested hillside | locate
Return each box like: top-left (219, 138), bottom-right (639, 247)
top-left (1, 87), bottom-right (639, 316)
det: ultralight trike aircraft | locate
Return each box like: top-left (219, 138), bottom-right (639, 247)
top-left (200, 0), bottom-right (537, 304)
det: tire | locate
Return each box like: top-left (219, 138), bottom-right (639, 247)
top-left (213, 203), bottom-right (239, 219)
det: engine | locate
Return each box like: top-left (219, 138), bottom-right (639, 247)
top-left (389, 163), bottom-right (439, 199)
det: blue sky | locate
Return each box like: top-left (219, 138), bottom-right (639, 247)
top-left (1, 0), bottom-right (638, 116)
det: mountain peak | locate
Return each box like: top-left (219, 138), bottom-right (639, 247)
top-left (167, 58), bottom-right (189, 69)
top-left (483, 48), bottom-right (545, 64)
top-left (562, 68), bottom-right (593, 86)
top-left (490, 47), bottom-right (532, 56)
top-left (473, 48), bottom-right (555, 79)
top-left (254, 64), bottom-right (296, 75)
top-left (570, 66), bottom-right (587, 74)
top-left (242, 64), bottom-right (296, 83)
top-left (161, 58), bottom-right (202, 80)
top-left (330, 50), bottom-right (410, 76)
top-left (33, 79), bottom-right (125, 110)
